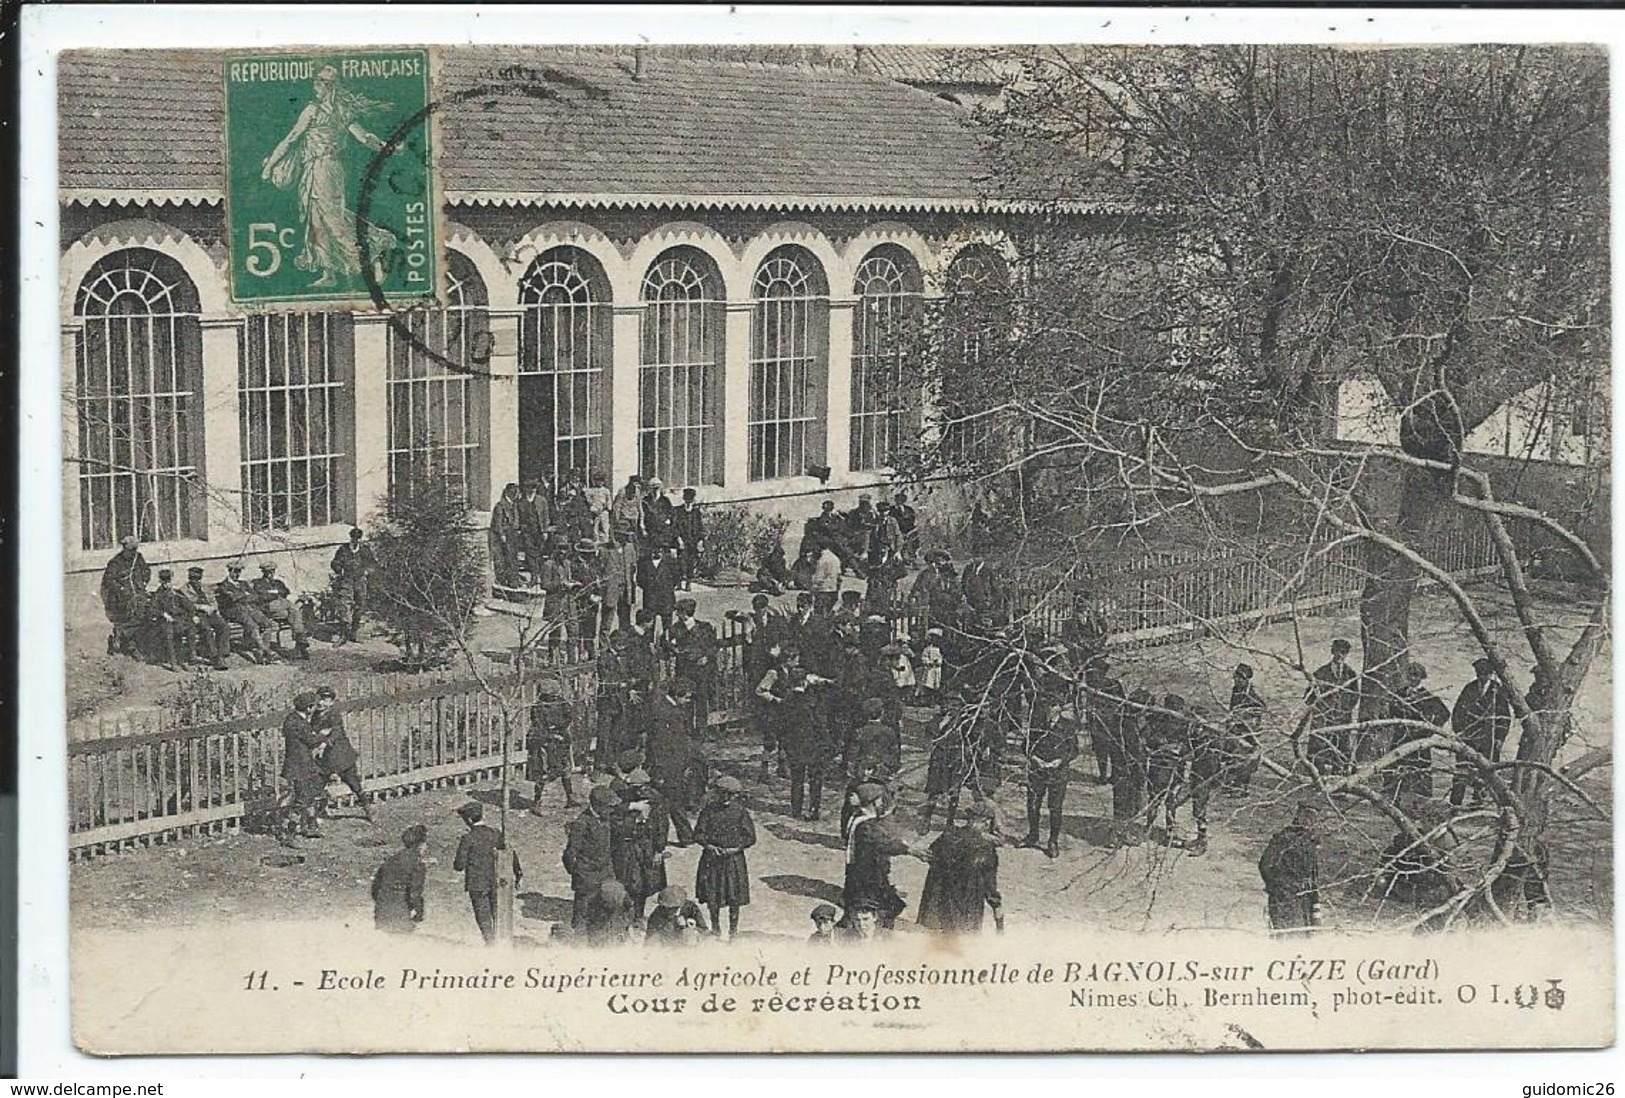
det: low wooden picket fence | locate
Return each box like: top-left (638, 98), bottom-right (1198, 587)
top-left (66, 527), bottom-right (1499, 857)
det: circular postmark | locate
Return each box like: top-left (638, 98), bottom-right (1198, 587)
top-left (355, 63), bottom-right (611, 380)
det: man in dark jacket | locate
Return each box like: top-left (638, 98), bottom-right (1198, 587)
top-left (1303, 638), bottom-right (1358, 773)
top-left (563, 786), bottom-right (618, 930)
top-left (371, 824), bottom-right (428, 933)
top-left (1259, 799), bottom-right (1323, 935)
top-left (215, 562), bottom-right (270, 664)
top-left (280, 692), bottom-right (326, 841)
top-left (645, 679), bottom-right (701, 844)
top-left (1022, 700), bottom-right (1079, 858)
top-left (757, 648), bottom-right (835, 821)
top-left (182, 566), bottom-right (232, 669)
top-left (640, 546), bottom-right (680, 638)
top-left (99, 535), bottom-right (150, 654)
top-left (1449, 657), bottom-right (1515, 807)
top-left (673, 487), bottom-right (705, 590)
top-left (671, 599), bottom-right (719, 722)
top-left (251, 562), bottom-right (309, 659)
top-left (330, 527), bottom-right (377, 644)
top-left (312, 685), bottom-right (371, 821)
top-left (1385, 663), bottom-right (1450, 802)
top-left (454, 801), bottom-right (521, 946)
top-left (147, 568), bottom-right (195, 670)
top-left (489, 482), bottom-right (525, 587)
top-left (517, 481), bottom-right (552, 577)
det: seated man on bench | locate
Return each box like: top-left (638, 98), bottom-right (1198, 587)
top-left (251, 562), bottom-right (311, 660)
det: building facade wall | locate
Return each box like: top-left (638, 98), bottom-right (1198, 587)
top-left (61, 198), bottom-right (1013, 580)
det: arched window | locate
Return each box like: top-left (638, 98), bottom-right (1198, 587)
top-left (240, 311), bottom-right (354, 531)
top-left (73, 249), bottom-right (205, 549)
top-left (639, 247), bottom-right (723, 487)
top-left (518, 247), bottom-right (610, 482)
top-left (940, 245), bottom-right (1011, 464)
top-left (850, 246), bottom-right (923, 471)
top-left (387, 252), bottom-right (489, 506)
top-left (749, 246), bottom-right (829, 481)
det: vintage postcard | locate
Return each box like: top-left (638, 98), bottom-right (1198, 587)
top-left (56, 40), bottom-right (1612, 1054)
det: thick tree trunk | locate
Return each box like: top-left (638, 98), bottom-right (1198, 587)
top-left (1355, 398), bottom-right (1459, 759)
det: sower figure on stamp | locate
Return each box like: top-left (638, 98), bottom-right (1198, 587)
top-left (454, 801), bottom-right (521, 946)
top-left (183, 566), bottom-right (232, 670)
top-left (312, 684), bottom-right (372, 821)
top-left (330, 527), bottom-right (376, 645)
top-left (99, 535), bottom-right (150, 656)
top-left (1259, 798), bottom-right (1323, 936)
top-left (279, 691), bottom-right (326, 842)
top-left (526, 683), bottom-right (580, 813)
top-left (693, 775), bottom-right (756, 941)
top-left (1449, 657), bottom-right (1514, 807)
top-left (563, 786), bottom-right (618, 931)
top-left (918, 801), bottom-right (1005, 936)
top-left (1021, 697), bottom-right (1079, 858)
top-left (371, 824), bottom-right (428, 933)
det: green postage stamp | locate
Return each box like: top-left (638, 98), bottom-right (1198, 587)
top-left (223, 49), bottom-right (440, 308)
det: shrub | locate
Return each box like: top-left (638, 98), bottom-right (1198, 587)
top-left (65, 653), bottom-right (128, 721)
top-left (157, 671), bottom-right (275, 725)
top-left (700, 505), bottom-right (792, 574)
top-left (368, 477), bottom-right (486, 670)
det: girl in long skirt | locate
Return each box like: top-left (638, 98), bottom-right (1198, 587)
top-left (693, 775), bottom-right (756, 940)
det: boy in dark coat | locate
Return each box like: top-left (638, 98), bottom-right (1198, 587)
top-left (371, 824), bottom-right (428, 933)
top-left (918, 801), bottom-right (1004, 935)
top-left (1022, 699), bottom-right (1079, 858)
top-left (1449, 657), bottom-right (1515, 807)
top-left (1259, 799), bottom-right (1323, 935)
top-left (280, 692), bottom-right (326, 841)
top-left (329, 527), bottom-right (376, 644)
top-left (645, 884), bottom-right (707, 945)
top-left (312, 685), bottom-right (371, 821)
top-left (526, 685), bottom-right (579, 813)
top-left (640, 546), bottom-right (681, 638)
top-left (693, 775), bottom-right (756, 940)
top-left (610, 769), bottom-right (671, 919)
top-left (454, 801), bottom-right (522, 946)
top-left (563, 786), bottom-right (618, 930)
top-left (646, 679), bottom-right (702, 844)
top-left (673, 487), bottom-right (705, 590)
top-left (842, 783), bottom-right (918, 930)
top-left (581, 880), bottom-right (637, 947)
top-left (1143, 694), bottom-right (1191, 845)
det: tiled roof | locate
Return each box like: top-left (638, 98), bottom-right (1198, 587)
top-left (854, 45), bottom-right (1018, 87)
top-left (59, 46), bottom-right (1059, 212)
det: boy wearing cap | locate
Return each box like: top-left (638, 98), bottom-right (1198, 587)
top-left (673, 487), bottom-right (704, 591)
top-left (526, 684), bottom-right (580, 813)
top-left (1259, 798), bottom-right (1323, 935)
top-left (842, 782), bottom-right (916, 930)
top-left (454, 802), bottom-right (522, 946)
top-left (280, 692), bottom-right (326, 841)
top-left (693, 776), bottom-right (756, 940)
top-left (147, 568), bottom-right (194, 671)
top-left (645, 885), bottom-right (706, 946)
top-left (610, 768), bottom-right (671, 919)
top-left (1303, 638), bottom-right (1359, 773)
top-left (371, 824), bottom-right (428, 933)
top-left (330, 528), bottom-right (377, 645)
top-left (564, 787), bottom-right (618, 930)
top-left (1449, 656), bottom-right (1514, 807)
top-left (671, 600), bottom-right (719, 722)
top-left (807, 903), bottom-right (840, 945)
top-left (183, 567), bottom-right (233, 669)
top-left (646, 678), bottom-right (702, 844)
top-left (312, 685), bottom-right (372, 821)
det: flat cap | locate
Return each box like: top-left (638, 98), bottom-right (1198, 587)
top-left (657, 885), bottom-right (689, 908)
top-left (810, 903), bottom-right (839, 922)
top-left (588, 786), bottom-right (619, 811)
top-left (714, 775), bottom-right (744, 795)
top-left (400, 824), bottom-right (428, 846)
top-left (625, 768), bottom-right (651, 787)
top-left (456, 802), bottom-right (484, 823)
top-left (854, 782), bottom-right (886, 806)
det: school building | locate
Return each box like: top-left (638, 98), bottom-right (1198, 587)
top-left (58, 45), bottom-right (1091, 585)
